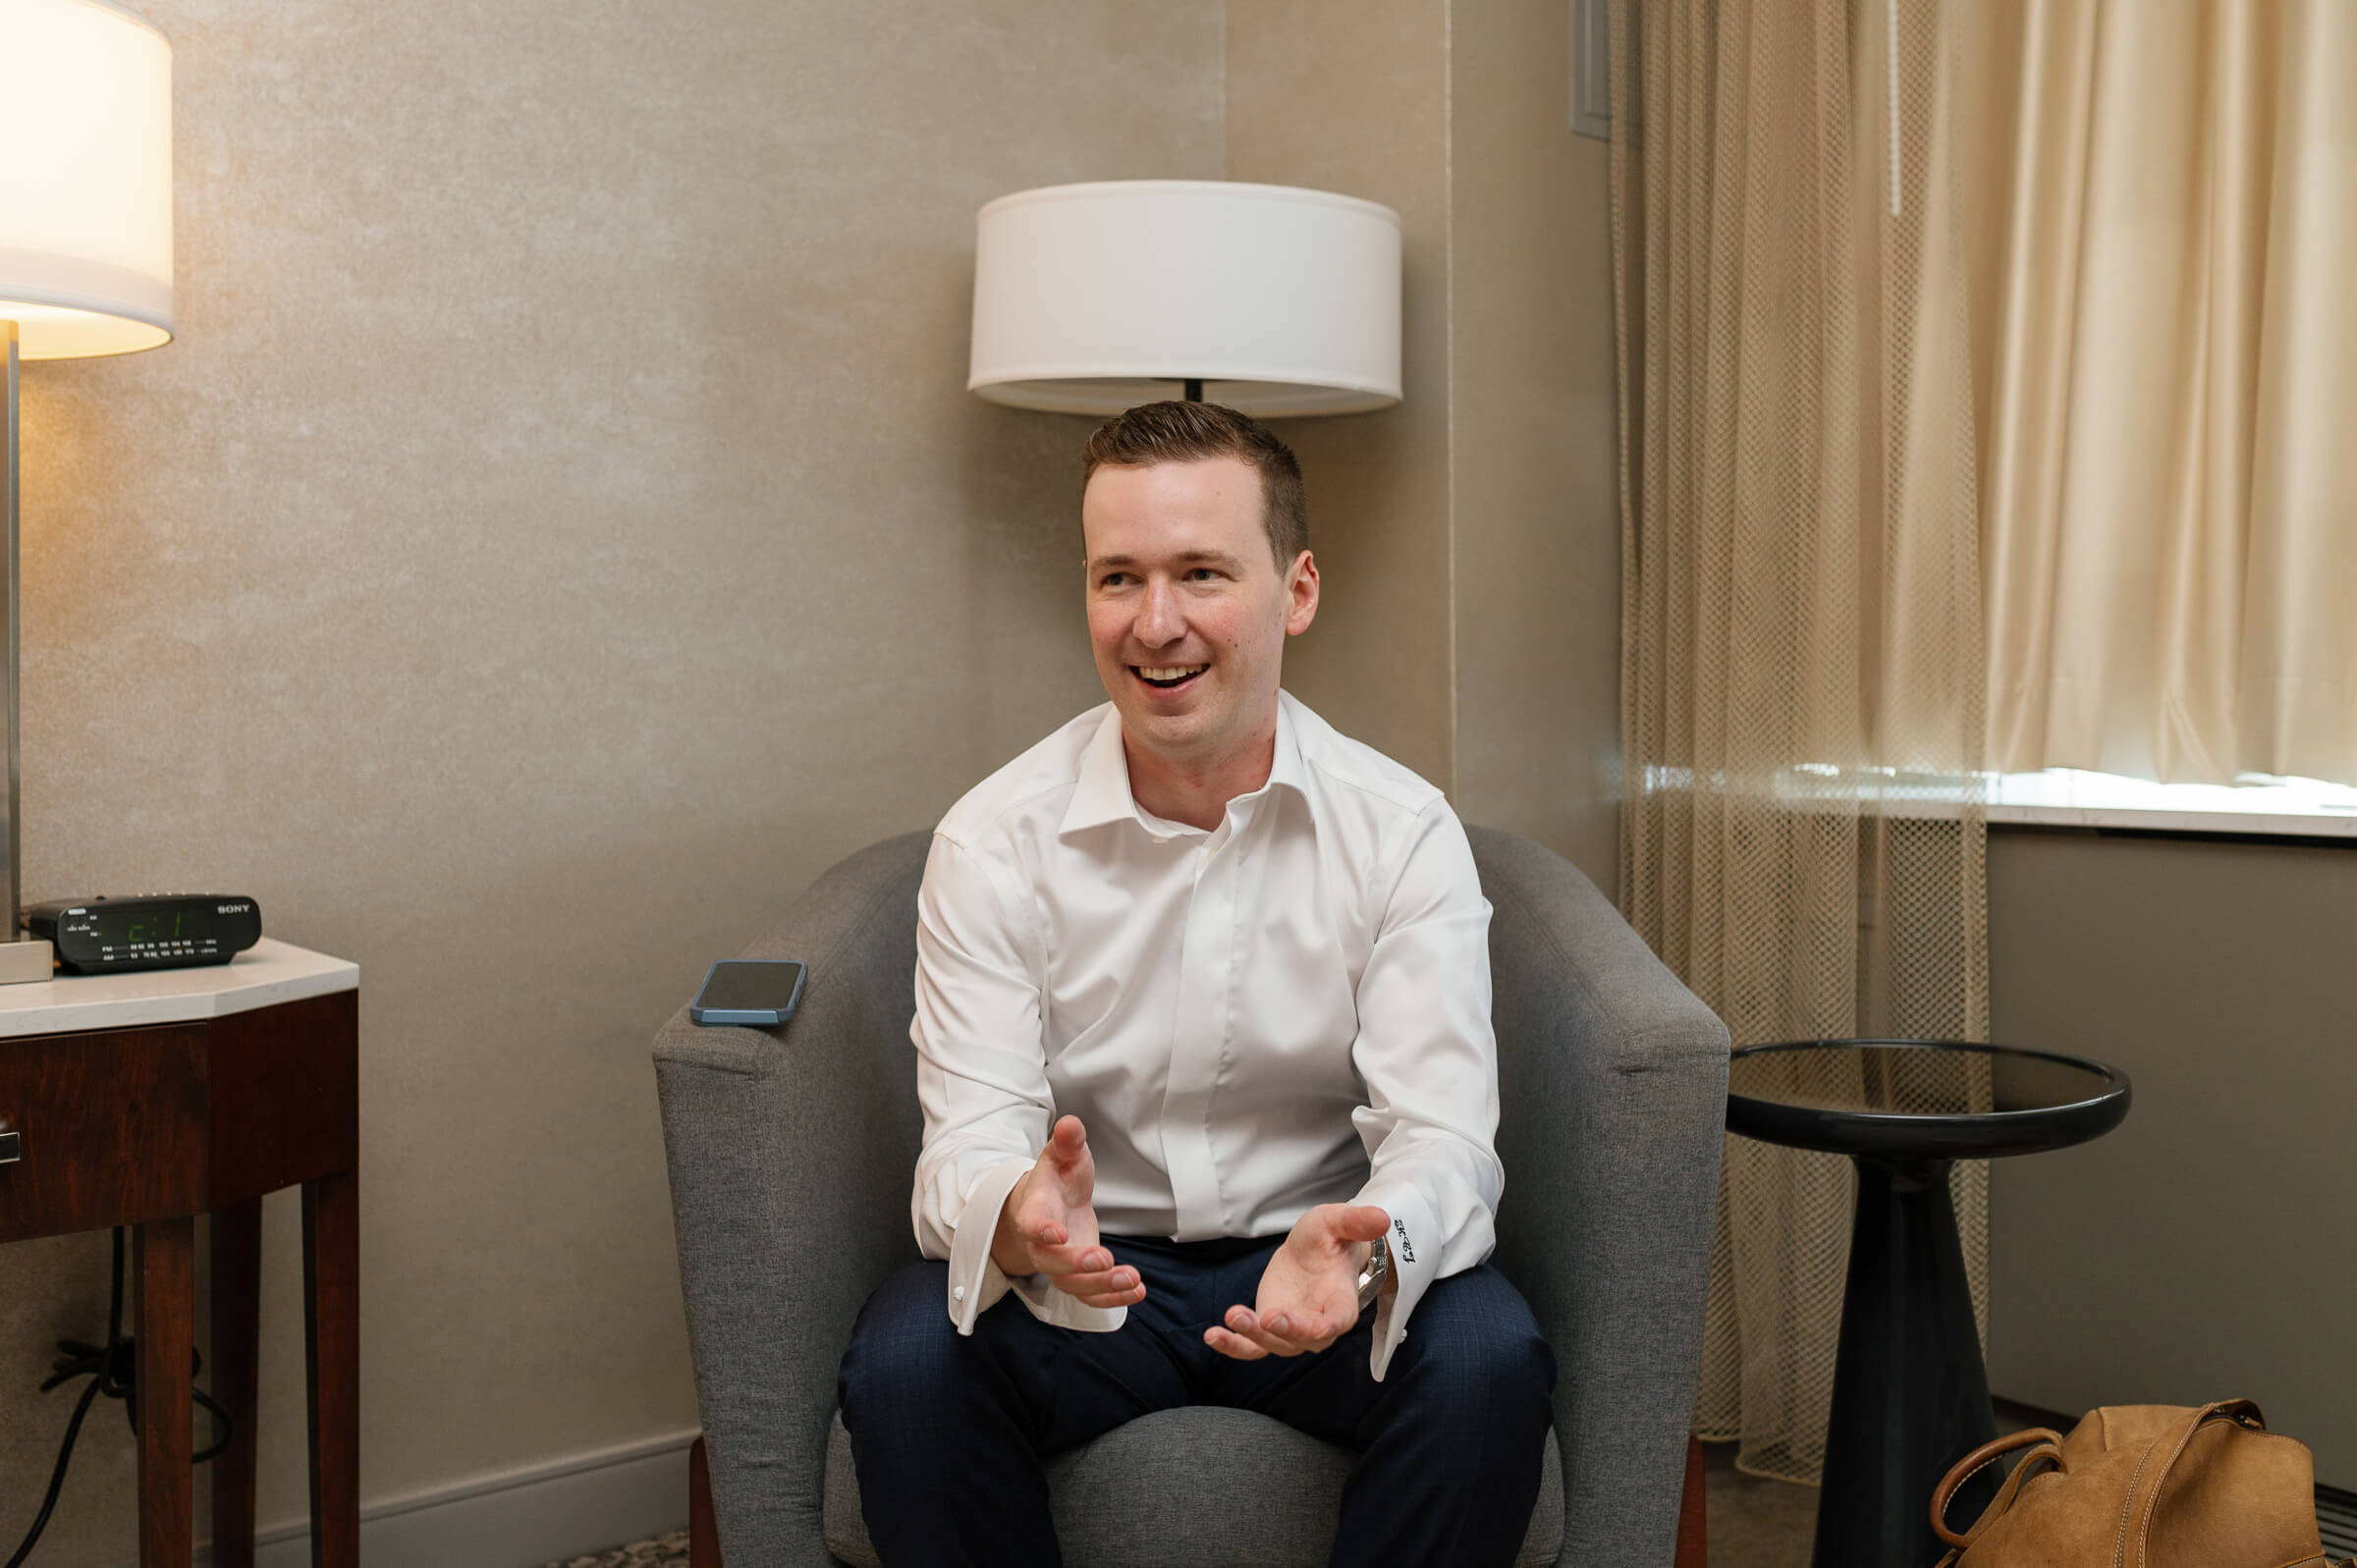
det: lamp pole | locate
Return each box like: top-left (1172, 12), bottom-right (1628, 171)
top-left (2, 318), bottom-right (18, 934)
top-left (0, 320), bottom-right (46, 981)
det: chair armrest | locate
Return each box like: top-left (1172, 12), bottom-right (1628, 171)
top-left (655, 832), bottom-right (932, 1566)
top-left (1468, 827), bottom-right (1729, 1567)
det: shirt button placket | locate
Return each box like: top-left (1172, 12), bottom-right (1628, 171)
top-left (1160, 823), bottom-right (1235, 1240)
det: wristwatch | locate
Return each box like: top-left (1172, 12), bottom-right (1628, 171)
top-left (1354, 1236), bottom-right (1390, 1311)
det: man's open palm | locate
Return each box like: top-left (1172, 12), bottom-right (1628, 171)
top-left (992, 1115), bottom-right (1146, 1310)
top-left (1205, 1203), bottom-right (1391, 1360)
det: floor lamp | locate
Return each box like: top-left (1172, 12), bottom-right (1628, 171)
top-left (967, 180), bottom-right (1401, 418)
top-left (0, 0), bottom-right (177, 984)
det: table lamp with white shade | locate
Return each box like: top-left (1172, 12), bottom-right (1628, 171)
top-left (968, 180), bottom-right (1401, 418)
top-left (0, 0), bottom-right (176, 982)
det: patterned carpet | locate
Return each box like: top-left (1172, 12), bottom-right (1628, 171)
top-left (543, 1530), bottom-right (690, 1568)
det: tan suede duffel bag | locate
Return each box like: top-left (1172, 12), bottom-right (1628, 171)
top-left (1931, 1399), bottom-right (2351, 1567)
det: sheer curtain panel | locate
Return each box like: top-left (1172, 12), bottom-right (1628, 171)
top-left (1610, 0), bottom-right (1992, 1484)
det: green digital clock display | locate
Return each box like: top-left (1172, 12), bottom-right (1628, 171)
top-left (123, 910), bottom-right (187, 943)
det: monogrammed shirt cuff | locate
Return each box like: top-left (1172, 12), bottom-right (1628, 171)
top-left (1353, 1180), bottom-right (1442, 1382)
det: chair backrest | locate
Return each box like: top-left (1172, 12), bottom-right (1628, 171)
top-left (795, 829), bottom-right (932, 1217)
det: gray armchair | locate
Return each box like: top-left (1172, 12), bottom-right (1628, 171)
top-left (655, 826), bottom-right (1727, 1566)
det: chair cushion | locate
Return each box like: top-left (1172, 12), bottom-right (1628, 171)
top-left (821, 1405), bottom-right (1565, 1567)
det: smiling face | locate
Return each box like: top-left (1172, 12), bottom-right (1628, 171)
top-left (1082, 456), bottom-right (1318, 786)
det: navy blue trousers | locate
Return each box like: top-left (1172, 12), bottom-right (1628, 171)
top-left (837, 1232), bottom-right (1556, 1568)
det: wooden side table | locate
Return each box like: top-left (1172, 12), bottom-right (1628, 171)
top-left (0, 939), bottom-right (358, 1568)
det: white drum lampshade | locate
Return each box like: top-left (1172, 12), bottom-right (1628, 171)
top-left (0, 0), bottom-right (176, 359)
top-left (969, 181), bottom-right (1400, 418)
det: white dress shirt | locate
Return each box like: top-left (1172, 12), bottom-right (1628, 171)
top-left (909, 689), bottom-right (1502, 1381)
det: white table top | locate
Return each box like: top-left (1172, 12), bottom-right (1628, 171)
top-left (0, 938), bottom-right (358, 1039)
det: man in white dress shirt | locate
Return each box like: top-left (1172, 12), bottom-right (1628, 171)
top-left (837, 402), bottom-right (1554, 1567)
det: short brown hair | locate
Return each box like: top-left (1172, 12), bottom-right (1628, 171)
top-left (1081, 401), bottom-right (1308, 570)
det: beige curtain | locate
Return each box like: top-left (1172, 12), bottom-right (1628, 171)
top-left (1960, 0), bottom-right (2357, 786)
top-left (1610, 0), bottom-right (1991, 1484)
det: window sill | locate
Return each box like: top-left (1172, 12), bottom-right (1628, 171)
top-left (1640, 765), bottom-right (2357, 840)
top-left (1985, 771), bottom-right (2357, 841)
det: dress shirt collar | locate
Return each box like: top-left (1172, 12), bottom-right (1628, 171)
top-left (1059, 691), bottom-right (1309, 840)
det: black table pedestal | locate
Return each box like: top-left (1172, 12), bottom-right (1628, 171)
top-left (1813, 1154), bottom-right (1997, 1568)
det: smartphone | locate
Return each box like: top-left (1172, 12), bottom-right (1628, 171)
top-left (689, 959), bottom-right (808, 1027)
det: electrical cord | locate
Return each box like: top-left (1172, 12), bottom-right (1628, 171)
top-left (4, 1227), bottom-right (232, 1568)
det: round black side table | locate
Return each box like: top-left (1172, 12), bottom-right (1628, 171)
top-left (1726, 1039), bottom-right (2130, 1568)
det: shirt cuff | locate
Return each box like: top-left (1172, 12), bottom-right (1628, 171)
top-left (946, 1158), bottom-right (1032, 1334)
top-left (1352, 1180), bottom-right (1442, 1382)
top-left (945, 1156), bottom-right (1127, 1336)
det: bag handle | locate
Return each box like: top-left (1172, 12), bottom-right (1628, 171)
top-left (2121, 1399), bottom-right (2270, 1568)
top-left (1931, 1428), bottom-right (2068, 1548)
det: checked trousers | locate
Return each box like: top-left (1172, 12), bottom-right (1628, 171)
top-left (838, 1231), bottom-right (1555, 1568)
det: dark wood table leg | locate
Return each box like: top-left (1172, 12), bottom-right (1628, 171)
top-left (1675, 1433), bottom-right (1707, 1567)
top-left (135, 1216), bottom-right (196, 1567)
top-left (210, 1200), bottom-right (263, 1568)
top-left (689, 1435), bottom-right (722, 1568)
top-left (302, 1168), bottom-right (359, 1568)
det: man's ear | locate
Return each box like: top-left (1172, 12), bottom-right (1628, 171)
top-left (1285, 551), bottom-right (1320, 636)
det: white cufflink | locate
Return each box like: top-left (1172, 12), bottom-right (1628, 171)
top-left (953, 1285), bottom-right (966, 1302)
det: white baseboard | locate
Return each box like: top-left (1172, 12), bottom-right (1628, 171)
top-left (126, 1427), bottom-right (699, 1568)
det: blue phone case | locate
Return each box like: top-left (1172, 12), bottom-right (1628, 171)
top-left (689, 959), bottom-right (807, 1026)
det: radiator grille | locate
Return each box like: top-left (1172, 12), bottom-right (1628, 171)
top-left (2319, 1482), bottom-right (2357, 1559)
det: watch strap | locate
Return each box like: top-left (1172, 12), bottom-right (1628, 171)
top-left (1354, 1235), bottom-right (1389, 1311)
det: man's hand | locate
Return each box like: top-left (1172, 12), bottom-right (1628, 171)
top-left (1204, 1204), bottom-right (1391, 1360)
top-left (990, 1115), bottom-right (1146, 1310)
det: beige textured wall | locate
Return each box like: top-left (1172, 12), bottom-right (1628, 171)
top-left (0, 0), bottom-right (1222, 1556)
top-left (1448, 0), bottom-right (1620, 893)
top-left (1225, 0), bottom-right (1458, 795)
